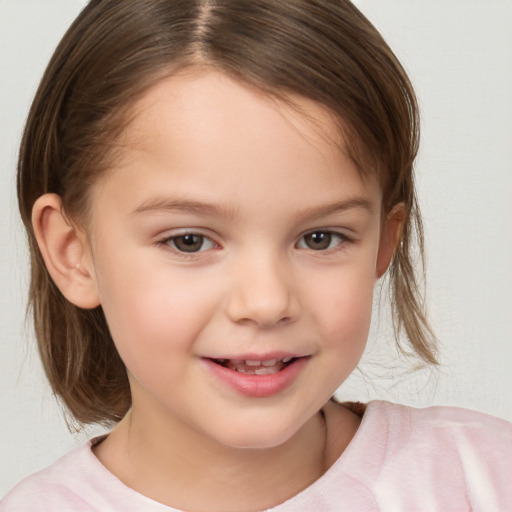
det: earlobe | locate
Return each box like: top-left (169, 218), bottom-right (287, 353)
top-left (32, 193), bottom-right (101, 309)
top-left (376, 203), bottom-right (404, 278)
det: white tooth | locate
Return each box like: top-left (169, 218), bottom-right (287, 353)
top-left (216, 359), bottom-right (226, 363)
top-left (254, 367), bottom-right (278, 375)
top-left (262, 359), bottom-right (277, 367)
top-left (282, 357), bottom-right (292, 363)
top-left (245, 360), bottom-right (262, 366)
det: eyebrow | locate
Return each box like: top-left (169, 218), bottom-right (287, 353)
top-left (132, 198), bottom-right (239, 219)
top-left (131, 196), bottom-right (373, 220)
top-left (295, 197), bottom-right (374, 222)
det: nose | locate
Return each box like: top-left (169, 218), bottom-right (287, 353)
top-left (225, 253), bottom-right (300, 328)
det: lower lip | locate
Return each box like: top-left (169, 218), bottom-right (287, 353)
top-left (203, 357), bottom-right (309, 398)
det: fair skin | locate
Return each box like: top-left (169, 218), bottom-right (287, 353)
top-left (33, 70), bottom-right (401, 512)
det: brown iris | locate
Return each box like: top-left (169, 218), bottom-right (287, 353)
top-left (172, 234), bottom-right (205, 252)
top-left (303, 232), bottom-right (332, 250)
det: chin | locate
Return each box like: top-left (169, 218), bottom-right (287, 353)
top-left (205, 416), bottom-right (308, 452)
top-left (220, 435), bottom-right (293, 452)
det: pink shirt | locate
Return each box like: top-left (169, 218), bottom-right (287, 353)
top-left (2, 401), bottom-right (511, 511)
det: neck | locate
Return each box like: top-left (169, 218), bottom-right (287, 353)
top-left (95, 403), bottom-right (329, 512)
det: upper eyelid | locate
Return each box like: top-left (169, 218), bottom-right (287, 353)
top-left (157, 227), bottom-right (217, 240)
top-left (155, 227), bottom-right (353, 246)
top-left (156, 230), bottom-right (219, 248)
top-left (157, 233), bottom-right (219, 257)
top-left (299, 227), bottom-right (352, 239)
top-left (295, 229), bottom-right (352, 250)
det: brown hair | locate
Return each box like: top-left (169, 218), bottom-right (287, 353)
top-left (17, 0), bottom-right (437, 426)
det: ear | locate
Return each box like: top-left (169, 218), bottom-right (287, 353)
top-left (32, 193), bottom-right (100, 309)
top-left (376, 203), bottom-right (404, 278)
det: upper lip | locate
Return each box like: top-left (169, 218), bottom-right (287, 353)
top-left (202, 352), bottom-right (306, 362)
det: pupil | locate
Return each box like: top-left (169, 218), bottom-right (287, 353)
top-left (306, 232), bottom-right (331, 250)
top-left (175, 234), bottom-right (203, 252)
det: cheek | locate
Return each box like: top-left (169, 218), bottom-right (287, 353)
top-left (93, 253), bottom-right (221, 367)
top-left (307, 263), bottom-right (376, 350)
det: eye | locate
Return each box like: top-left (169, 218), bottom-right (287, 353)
top-left (296, 230), bottom-right (346, 251)
top-left (165, 234), bottom-right (216, 253)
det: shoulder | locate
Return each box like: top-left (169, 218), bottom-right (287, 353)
top-left (1, 441), bottom-right (102, 512)
top-left (360, 400), bottom-right (512, 467)
top-left (366, 398), bottom-right (512, 425)
top-left (1, 438), bottom-right (172, 512)
top-left (366, 400), bottom-right (512, 446)
top-left (345, 401), bottom-right (512, 510)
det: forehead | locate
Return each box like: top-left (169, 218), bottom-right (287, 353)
top-left (92, 70), bottom-right (381, 217)
top-left (126, 71), bottom-right (339, 153)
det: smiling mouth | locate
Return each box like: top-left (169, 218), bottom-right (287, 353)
top-left (210, 357), bottom-right (297, 375)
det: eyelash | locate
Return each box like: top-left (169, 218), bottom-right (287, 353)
top-left (295, 230), bottom-right (350, 252)
top-left (157, 232), bottom-right (217, 255)
top-left (156, 229), bottom-right (350, 255)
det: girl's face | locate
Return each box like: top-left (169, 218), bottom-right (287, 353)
top-left (85, 70), bottom-right (392, 449)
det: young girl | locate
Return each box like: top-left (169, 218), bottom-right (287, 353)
top-left (2, 0), bottom-right (511, 510)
